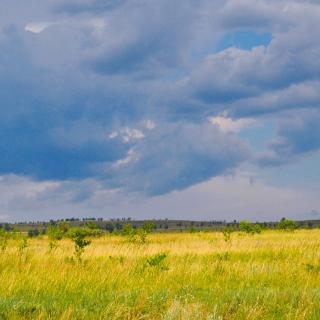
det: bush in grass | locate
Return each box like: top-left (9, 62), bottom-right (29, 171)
top-left (123, 222), bottom-right (155, 244)
top-left (57, 221), bottom-right (71, 234)
top-left (306, 263), bottom-right (320, 273)
top-left (18, 236), bottom-right (28, 261)
top-left (27, 229), bottom-right (40, 238)
top-left (239, 220), bottom-right (262, 235)
top-left (86, 221), bottom-right (99, 230)
top-left (105, 223), bottom-right (114, 233)
top-left (123, 223), bottom-right (135, 237)
top-left (0, 228), bottom-right (9, 252)
top-left (68, 228), bottom-right (91, 262)
top-left (278, 218), bottom-right (297, 231)
top-left (146, 252), bottom-right (168, 270)
top-left (222, 227), bottom-right (233, 242)
top-left (139, 222), bottom-right (156, 243)
top-left (142, 222), bottom-right (155, 234)
top-left (47, 225), bottom-right (64, 251)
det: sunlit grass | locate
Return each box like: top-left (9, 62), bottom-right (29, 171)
top-left (0, 230), bottom-right (320, 319)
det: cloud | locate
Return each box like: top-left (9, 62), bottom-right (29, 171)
top-left (1, 172), bottom-right (319, 222)
top-left (53, 0), bottom-right (127, 14)
top-left (105, 122), bottom-right (250, 195)
top-left (24, 22), bottom-right (51, 34)
top-left (257, 109), bottom-right (320, 166)
top-left (0, 0), bottom-right (320, 206)
top-left (209, 116), bottom-right (256, 134)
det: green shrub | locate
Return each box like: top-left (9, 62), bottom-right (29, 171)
top-left (146, 252), bottom-right (168, 270)
top-left (57, 221), bottom-right (70, 233)
top-left (47, 225), bottom-right (64, 251)
top-left (123, 223), bottom-right (153, 244)
top-left (222, 227), bottom-right (233, 242)
top-left (27, 229), bottom-right (40, 238)
top-left (86, 221), bottom-right (99, 230)
top-left (142, 222), bottom-right (155, 234)
top-left (18, 236), bottom-right (28, 262)
top-left (239, 220), bottom-right (262, 235)
top-left (68, 228), bottom-right (91, 262)
top-left (278, 218), bottom-right (297, 231)
top-left (0, 228), bottom-right (9, 252)
top-left (306, 263), bottom-right (320, 273)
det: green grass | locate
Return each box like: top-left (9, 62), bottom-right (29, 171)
top-left (0, 230), bottom-right (320, 319)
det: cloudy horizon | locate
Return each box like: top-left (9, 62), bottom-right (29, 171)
top-left (1, 0), bottom-right (320, 222)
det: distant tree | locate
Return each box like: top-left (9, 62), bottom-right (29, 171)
top-left (240, 220), bottom-right (261, 235)
top-left (122, 223), bottom-right (134, 236)
top-left (142, 222), bottom-right (155, 234)
top-left (240, 220), bottom-right (253, 233)
top-left (4, 224), bottom-right (12, 232)
top-left (28, 229), bottom-right (40, 238)
top-left (278, 218), bottom-right (297, 231)
top-left (86, 221), bottom-right (99, 230)
top-left (115, 222), bottom-right (122, 230)
top-left (57, 221), bottom-right (70, 234)
top-left (105, 223), bottom-right (114, 233)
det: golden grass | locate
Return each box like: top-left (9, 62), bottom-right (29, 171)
top-left (0, 230), bottom-right (320, 319)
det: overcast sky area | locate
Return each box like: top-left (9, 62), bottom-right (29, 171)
top-left (1, 0), bottom-right (320, 222)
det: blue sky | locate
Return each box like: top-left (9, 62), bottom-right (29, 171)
top-left (0, 0), bottom-right (320, 222)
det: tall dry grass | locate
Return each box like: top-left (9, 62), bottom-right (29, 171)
top-left (0, 230), bottom-right (319, 319)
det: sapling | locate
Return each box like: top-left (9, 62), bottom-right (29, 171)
top-left (18, 236), bottom-right (28, 254)
top-left (69, 228), bottom-right (91, 262)
top-left (142, 222), bottom-right (155, 234)
top-left (135, 228), bottom-right (144, 243)
top-left (47, 225), bottom-right (63, 251)
top-left (0, 228), bottom-right (9, 252)
top-left (222, 227), bottom-right (232, 242)
top-left (138, 222), bottom-right (155, 244)
top-left (17, 235), bottom-right (28, 264)
top-left (122, 223), bottom-right (136, 242)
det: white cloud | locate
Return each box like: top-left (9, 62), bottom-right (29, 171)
top-left (25, 22), bottom-right (51, 34)
top-left (1, 172), bottom-right (319, 222)
top-left (113, 148), bottom-right (137, 168)
top-left (145, 120), bottom-right (156, 130)
top-left (109, 127), bottom-right (145, 143)
top-left (209, 116), bottom-right (256, 133)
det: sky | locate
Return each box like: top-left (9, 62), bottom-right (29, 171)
top-left (1, 0), bottom-right (320, 222)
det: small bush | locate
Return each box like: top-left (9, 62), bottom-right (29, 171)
top-left (0, 228), bottom-right (9, 252)
top-left (86, 221), bottom-right (99, 230)
top-left (18, 236), bottom-right (28, 262)
top-left (222, 227), bottom-right (233, 242)
top-left (57, 221), bottom-right (71, 234)
top-left (47, 225), bottom-right (64, 251)
top-left (239, 220), bottom-right (261, 235)
top-left (68, 228), bottom-right (91, 262)
top-left (146, 252), bottom-right (168, 270)
top-left (123, 222), bottom-right (154, 244)
top-left (278, 218), bottom-right (297, 231)
top-left (27, 229), bottom-right (40, 238)
top-left (142, 222), bottom-right (155, 233)
top-left (306, 263), bottom-right (320, 273)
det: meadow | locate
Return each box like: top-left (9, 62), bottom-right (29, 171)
top-left (0, 229), bottom-right (320, 319)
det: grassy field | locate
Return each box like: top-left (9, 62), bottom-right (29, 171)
top-left (0, 230), bottom-right (320, 319)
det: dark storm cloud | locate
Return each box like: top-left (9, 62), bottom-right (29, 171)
top-left (0, 0), bottom-right (319, 197)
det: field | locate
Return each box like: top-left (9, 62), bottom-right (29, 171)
top-left (0, 230), bottom-right (320, 319)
